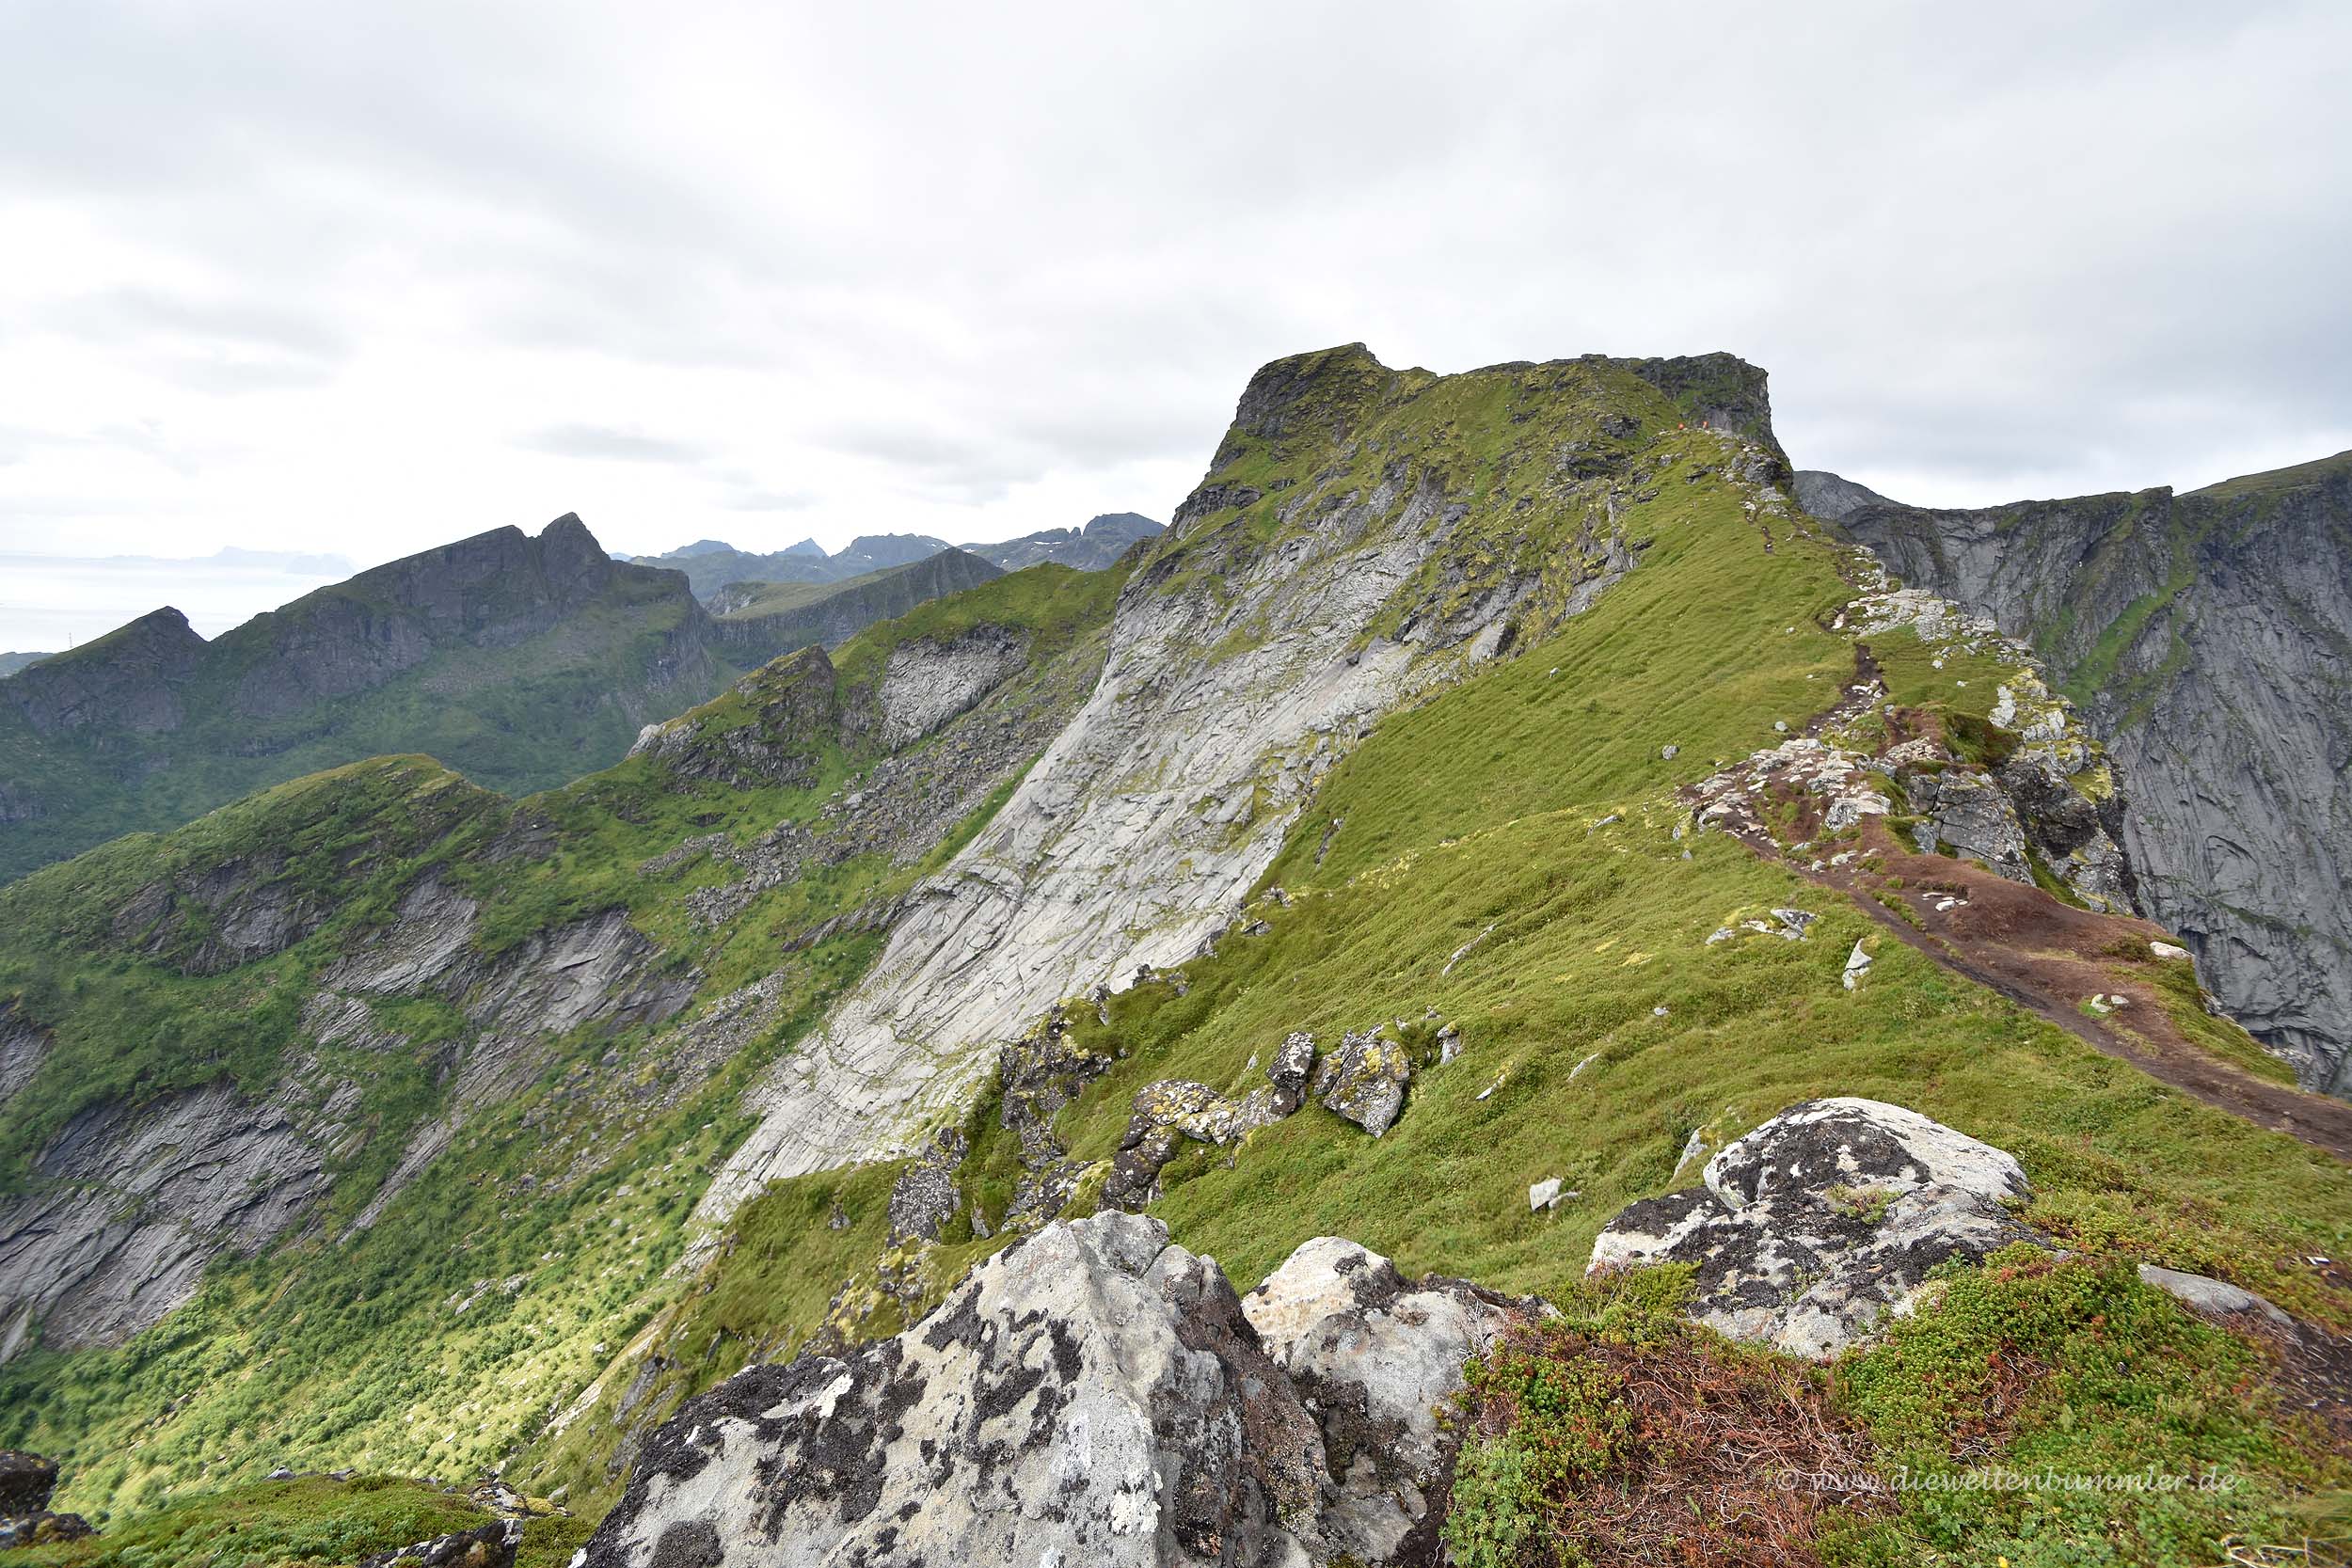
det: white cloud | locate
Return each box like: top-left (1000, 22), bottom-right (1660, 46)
top-left (0, 0), bottom-right (2346, 645)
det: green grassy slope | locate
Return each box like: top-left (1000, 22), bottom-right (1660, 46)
top-left (0, 531), bottom-right (740, 884)
top-left (0, 563), bottom-right (1127, 1528)
top-left (571, 393), bottom-right (2348, 1558)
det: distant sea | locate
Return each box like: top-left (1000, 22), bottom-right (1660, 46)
top-left (0, 547), bottom-right (355, 654)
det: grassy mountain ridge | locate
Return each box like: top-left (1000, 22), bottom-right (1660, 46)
top-left (1, 351), bottom-right (2346, 1565)
top-left (0, 517), bottom-right (744, 884)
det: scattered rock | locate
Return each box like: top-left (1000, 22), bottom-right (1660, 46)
top-left (2151, 941), bottom-right (2190, 961)
top-left (1661, 743), bottom-right (1679, 760)
top-left (2136, 1263), bottom-right (2292, 1328)
top-left (1440, 925), bottom-right (1495, 977)
top-left (1841, 939), bottom-right (1872, 990)
top-left (1311, 1030), bottom-right (1413, 1137)
top-left (1590, 1098), bottom-right (2040, 1357)
top-left (358, 1519), bottom-right (520, 1568)
top-left (1529, 1178), bottom-right (1565, 1212)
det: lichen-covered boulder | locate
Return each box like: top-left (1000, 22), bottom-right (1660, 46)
top-left (357, 1518), bottom-right (518, 1568)
top-left (1589, 1098), bottom-right (2040, 1357)
top-left (0, 1511), bottom-right (93, 1549)
top-left (1242, 1238), bottom-right (1525, 1565)
top-left (1104, 1078), bottom-right (1294, 1212)
top-left (581, 1213), bottom-right (1328, 1568)
top-left (885, 1127), bottom-right (968, 1243)
top-left (1268, 1032), bottom-right (1316, 1111)
top-left (0, 1452), bottom-right (56, 1518)
top-left (1311, 1031), bottom-right (1412, 1137)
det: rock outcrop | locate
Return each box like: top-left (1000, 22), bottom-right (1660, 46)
top-left (701, 347), bottom-right (1730, 1221)
top-left (0, 1450), bottom-right (93, 1548)
top-left (1590, 1098), bottom-right (2041, 1357)
top-left (585, 1215), bottom-right (1524, 1568)
top-left (0, 1080), bottom-right (330, 1356)
top-left (707, 547), bottom-right (1007, 654)
top-left (1825, 456), bottom-right (2352, 1092)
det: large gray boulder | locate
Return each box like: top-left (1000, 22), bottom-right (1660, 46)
top-left (1311, 1031), bottom-right (1412, 1137)
top-left (1589, 1098), bottom-right (2040, 1357)
top-left (581, 1213), bottom-right (1327, 1568)
top-left (586, 1218), bottom-right (1529, 1567)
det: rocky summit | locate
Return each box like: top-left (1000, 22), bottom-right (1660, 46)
top-left (2, 346), bottom-right (2349, 1567)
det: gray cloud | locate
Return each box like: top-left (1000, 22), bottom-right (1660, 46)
top-left (722, 489), bottom-right (816, 512)
top-left (515, 425), bottom-right (712, 464)
top-left (1, 0), bottom-right (2348, 648)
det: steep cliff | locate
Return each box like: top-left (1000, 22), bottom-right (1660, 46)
top-left (1827, 453), bottom-right (2352, 1092)
top-left (706, 546), bottom-right (1005, 652)
top-left (0, 515), bottom-right (813, 883)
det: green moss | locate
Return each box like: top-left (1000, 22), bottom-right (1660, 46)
top-left (5, 1476), bottom-right (494, 1568)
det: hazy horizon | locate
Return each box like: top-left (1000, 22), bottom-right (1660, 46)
top-left (5, 0), bottom-right (2348, 648)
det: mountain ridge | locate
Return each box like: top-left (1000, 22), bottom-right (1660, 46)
top-left (2, 350), bottom-right (2346, 1565)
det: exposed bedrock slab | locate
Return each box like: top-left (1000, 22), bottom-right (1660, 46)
top-left (1590, 1098), bottom-right (2041, 1357)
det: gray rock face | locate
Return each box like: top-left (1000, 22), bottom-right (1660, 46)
top-left (0, 1080), bottom-right (329, 1358)
top-left (875, 625), bottom-right (1031, 750)
top-left (1791, 469), bottom-right (1898, 521)
top-left (0, 606), bottom-right (206, 736)
top-left (582, 1213), bottom-right (1327, 1568)
top-left (700, 348), bottom-right (1692, 1223)
top-left (1900, 766), bottom-right (2034, 881)
top-left (589, 1216), bottom-right (1523, 1568)
top-left (1834, 458), bottom-right (2352, 1091)
top-left (1242, 1239), bottom-right (1521, 1565)
top-left (1590, 1098), bottom-right (2040, 1357)
top-left (1311, 1031), bottom-right (1412, 1138)
top-left (0, 1005), bottom-right (49, 1108)
top-left (707, 547), bottom-right (1007, 653)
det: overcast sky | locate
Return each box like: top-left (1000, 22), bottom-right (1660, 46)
top-left (4, 0), bottom-right (2348, 648)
